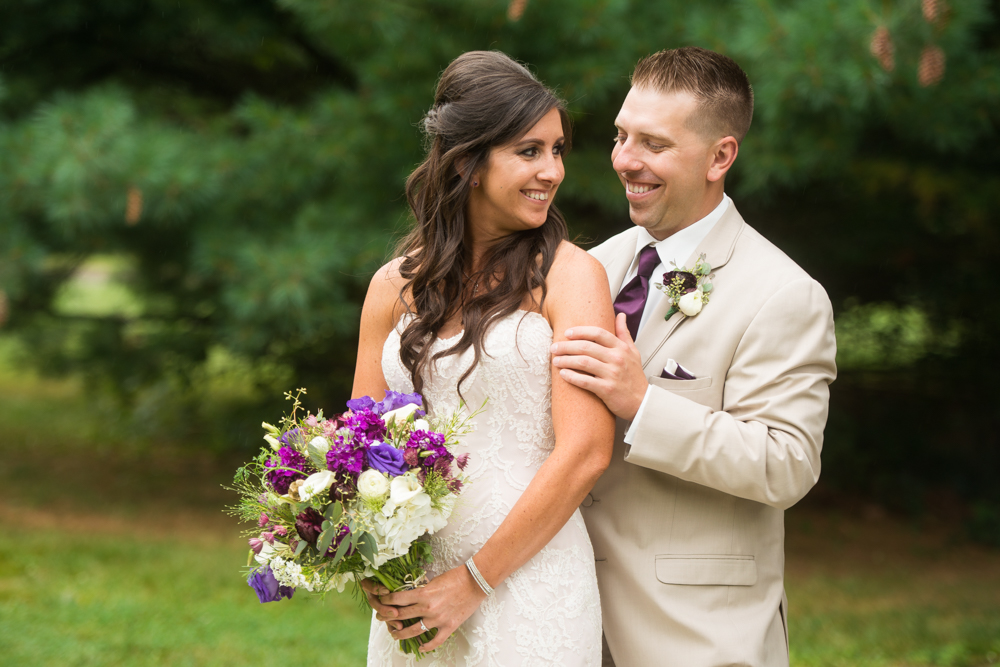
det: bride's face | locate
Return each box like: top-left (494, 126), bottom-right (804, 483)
top-left (467, 107), bottom-right (565, 241)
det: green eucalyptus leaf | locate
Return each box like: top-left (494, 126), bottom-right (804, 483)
top-left (317, 527), bottom-right (336, 555)
top-left (356, 531), bottom-right (378, 564)
top-left (332, 530), bottom-right (353, 562)
top-left (294, 539), bottom-right (308, 557)
top-left (702, 283), bottom-right (714, 293)
top-left (324, 501), bottom-right (343, 523)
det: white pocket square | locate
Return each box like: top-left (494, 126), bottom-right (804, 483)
top-left (661, 359), bottom-right (696, 380)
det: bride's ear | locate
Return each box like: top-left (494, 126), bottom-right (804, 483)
top-left (455, 155), bottom-right (481, 188)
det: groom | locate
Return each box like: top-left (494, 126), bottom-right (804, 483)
top-left (551, 47), bottom-right (837, 666)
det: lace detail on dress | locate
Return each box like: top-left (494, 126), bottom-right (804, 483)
top-left (370, 310), bottom-right (601, 667)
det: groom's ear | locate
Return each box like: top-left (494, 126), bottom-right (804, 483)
top-left (706, 136), bottom-right (739, 183)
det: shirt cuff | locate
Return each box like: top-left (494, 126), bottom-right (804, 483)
top-left (624, 385), bottom-right (654, 445)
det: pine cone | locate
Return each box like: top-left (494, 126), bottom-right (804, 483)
top-left (507, 0), bottom-right (528, 21)
top-left (918, 45), bottom-right (946, 87)
top-left (125, 186), bottom-right (143, 225)
top-left (922, 0), bottom-right (942, 24)
top-left (870, 26), bottom-right (895, 72)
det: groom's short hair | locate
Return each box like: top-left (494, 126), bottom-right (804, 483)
top-left (631, 47), bottom-right (754, 144)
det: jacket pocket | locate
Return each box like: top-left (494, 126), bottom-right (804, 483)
top-left (654, 554), bottom-right (757, 586)
top-left (648, 375), bottom-right (713, 392)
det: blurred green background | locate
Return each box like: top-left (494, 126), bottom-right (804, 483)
top-left (1, 0), bottom-right (999, 665)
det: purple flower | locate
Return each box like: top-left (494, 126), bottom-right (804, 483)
top-left (295, 507), bottom-right (324, 547)
top-left (248, 537), bottom-right (264, 555)
top-left (248, 565), bottom-right (294, 603)
top-left (329, 474), bottom-right (357, 502)
top-left (346, 408), bottom-right (387, 445)
top-left (368, 443), bottom-right (408, 476)
top-left (326, 442), bottom-right (366, 480)
top-left (279, 428), bottom-right (306, 446)
top-left (265, 446), bottom-right (308, 494)
top-left (661, 270), bottom-right (698, 295)
top-left (294, 507), bottom-right (351, 557)
top-left (406, 430), bottom-right (452, 468)
top-left (456, 453), bottom-right (469, 470)
top-left (346, 396), bottom-right (377, 412)
top-left (377, 390), bottom-right (425, 416)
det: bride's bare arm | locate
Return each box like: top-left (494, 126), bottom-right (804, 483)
top-left (352, 259), bottom-right (407, 399)
top-left (381, 241), bottom-right (616, 652)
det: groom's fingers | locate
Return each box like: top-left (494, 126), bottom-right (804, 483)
top-left (550, 339), bottom-right (619, 366)
top-left (561, 325), bottom-right (621, 348)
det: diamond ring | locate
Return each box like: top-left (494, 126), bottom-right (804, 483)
top-left (419, 619), bottom-right (429, 633)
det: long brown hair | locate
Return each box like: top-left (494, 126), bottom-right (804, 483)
top-left (397, 50), bottom-right (571, 399)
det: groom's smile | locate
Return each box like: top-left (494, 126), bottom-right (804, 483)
top-left (625, 180), bottom-right (661, 196)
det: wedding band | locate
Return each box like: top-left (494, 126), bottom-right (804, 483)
top-left (419, 619), bottom-right (429, 633)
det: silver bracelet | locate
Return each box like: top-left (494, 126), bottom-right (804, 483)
top-left (465, 556), bottom-right (494, 597)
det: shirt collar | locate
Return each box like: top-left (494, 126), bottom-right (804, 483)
top-left (631, 194), bottom-right (731, 271)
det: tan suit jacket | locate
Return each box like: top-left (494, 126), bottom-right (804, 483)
top-left (582, 204), bottom-right (837, 667)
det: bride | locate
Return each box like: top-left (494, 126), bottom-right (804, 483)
top-left (352, 51), bottom-right (615, 666)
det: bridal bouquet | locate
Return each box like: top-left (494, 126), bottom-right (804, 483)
top-left (231, 388), bottom-right (477, 655)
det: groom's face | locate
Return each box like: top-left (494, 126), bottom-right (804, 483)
top-left (612, 87), bottom-right (717, 240)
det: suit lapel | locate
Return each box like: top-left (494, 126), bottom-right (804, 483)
top-left (635, 204), bottom-right (746, 370)
top-left (601, 227), bottom-right (641, 296)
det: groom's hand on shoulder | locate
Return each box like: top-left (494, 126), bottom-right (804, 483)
top-left (550, 312), bottom-right (647, 421)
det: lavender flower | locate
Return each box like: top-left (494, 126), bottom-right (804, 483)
top-left (247, 564), bottom-right (294, 603)
top-left (368, 443), bottom-right (408, 476)
top-left (377, 391), bottom-right (425, 416)
top-left (346, 395), bottom-right (377, 412)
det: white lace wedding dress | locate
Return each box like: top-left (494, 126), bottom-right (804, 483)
top-left (367, 310), bottom-right (602, 667)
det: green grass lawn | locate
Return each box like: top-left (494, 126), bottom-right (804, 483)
top-left (0, 529), bottom-right (371, 667)
top-left (1, 335), bottom-right (999, 666)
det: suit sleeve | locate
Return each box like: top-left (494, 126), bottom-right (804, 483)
top-left (624, 277), bottom-right (837, 510)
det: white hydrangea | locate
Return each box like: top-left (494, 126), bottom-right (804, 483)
top-left (269, 557), bottom-right (316, 592)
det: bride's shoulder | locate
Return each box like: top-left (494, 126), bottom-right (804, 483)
top-left (547, 240), bottom-right (608, 286)
top-left (542, 241), bottom-right (613, 325)
top-left (364, 257), bottom-right (410, 329)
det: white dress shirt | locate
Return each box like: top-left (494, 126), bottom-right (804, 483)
top-left (618, 194), bottom-right (731, 334)
top-left (618, 194), bottom-right (731, 443)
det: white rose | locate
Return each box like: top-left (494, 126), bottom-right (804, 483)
top-left (357, 469), bottom-right (390, 501)
top-left (298, 470), bottom-right (335, 502)
top-left (389, 472), bottom-right (424, 505)
top-left (412, 418), bottom-right (430, 432)
top-left (678, 289), bottom-right (704, 317)
top-left (381, 403), bottom-right (420, 425)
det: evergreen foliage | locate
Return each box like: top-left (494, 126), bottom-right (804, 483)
top-left (1, 1), bottom-right (999, 525)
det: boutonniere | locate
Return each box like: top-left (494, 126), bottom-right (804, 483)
top-left (653, 253), bottom-right (714, 320)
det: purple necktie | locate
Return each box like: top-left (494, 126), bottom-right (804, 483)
top-left (614, 245), bottom-right (660, 341)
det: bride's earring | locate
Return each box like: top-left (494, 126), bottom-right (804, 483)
top-left (472, 180), bottom-right (479, 187)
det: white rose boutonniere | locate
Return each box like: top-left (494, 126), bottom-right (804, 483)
top-left (653, 253), bottom-right (714, 320)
